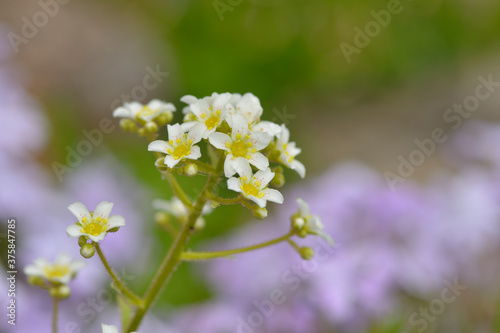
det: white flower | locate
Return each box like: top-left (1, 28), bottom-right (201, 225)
top-left (153, 197), bottom-right (211, 228)
top-left (209, 114), bottom-right (271, 177)
top-left (102, 324), bottom-right (138, 333)
top-left (112, 99), bottom-right (175, 123)
top-left (225, 92), bottom-right (263, 125)
top-left (227, 162), bottom-right (283, 208)
top-left (180, 92), bottom-right (232, 138)
top-left (276, 124), bottom-right (306, 178)
top-left (24, 254), bottom-right (85, 285)
top-left (66, 201), bottom-right (125, 243)
top-left (251, 120), bottom-right (282, 137)
top-left (148, 123), bottom-right (204, 168)
top-left (294, 198), bottom-right (333, 245)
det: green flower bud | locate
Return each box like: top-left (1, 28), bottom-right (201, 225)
top-left (271, 173), bottom-right (285, 188)
top-left (27, 275), bottom-right (45, 287)
top-left (194, 217), bottom-right (205, 231)
top-left (119, 119), bottom-right (137, 133)
top-left (156, 111), bottom-right (174, 126)
top-left (184, 163), bottom-right (198, 177)
top-left (80, 244), bottom-right (95, 259)
top-left (299, 247), bottom-right (315, 260)
top-left (138, 127), bottom-right (147, 137)
top-left (155, 212), bottom-right (170, 226)
top-left (155, 157), bottom-right (168, 171)
top-left (50, 285), bottom-right (71, 299)
top-left (252, 207), bottom-right (268, 220)
top-left (144, 121), bottom-right (158, 134)
top-left (78, 236), bottom-right (87, 247)
top-left (183, 113), bottom-right (197, 122)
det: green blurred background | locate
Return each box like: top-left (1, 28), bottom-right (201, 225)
top-left (3, 0), bottom-right (500, 320)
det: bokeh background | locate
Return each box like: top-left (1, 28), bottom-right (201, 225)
top-left (2, 0), bottom-right (500, 332)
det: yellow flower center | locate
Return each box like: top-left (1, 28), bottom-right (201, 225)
top-left (81, 222), bottom-right (107, 237)
top-left (231, 140), bottom-right (248, 157)
top-left (137, 106), bottom-right (155, 118)
top-left (205, 116), bottom-right (219, 130)
top-left (44, 265), bottom-right (70, 279)
top-left (241, 183), bottom-right (259, 197)
top-left (173, 144), bottom-right (190, 160)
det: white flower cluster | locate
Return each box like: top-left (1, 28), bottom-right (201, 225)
top-left (114, 92), bottom-right (305, 208)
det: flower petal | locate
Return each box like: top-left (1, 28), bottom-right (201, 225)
top-left (94, 201), bottom-right (113, 220)
top-left (236, 93), bottom-right (263, 123)
top-left (250, 132), bottom-right (272, 151)
top-left (296, 198), bottom-right (310, 217)
top-left (164, 155), bottom-right (181, 168)
top-left (278, 124), bottom-right (290, 145)
top-left (67, 202), bottom-right (91, 223)
top-left (291, 159), bottom-right (306, 178)
top-left (232, 157), bottom-right (252, 178)
top-left (101, 324), bottom-right (120, 333)
top-left (186, 145), bottom-right (201, 160)
top-left (227, 177), bottom-right (242, 193)
top-left (224, 155), bottom-right (238, 178)
top-left (252, 121), bottom-right (282, 137)
top-left (187, 123), bottom-right (205, 144)
top-left (261, 188), bottom-right (284, 204)
top-left (253, 168), bottom-right (275, 188)
top-left (230, 114), bottom-right (249, 138)
top-left (248, 152), bottom-right (269, 171)
top-left (107, 215), bottom-right (125, 229)
top-left (112, 106), bottom-right (133, 118)
top-left (180, 94), bottom-right (198, 105)
top-left (247, 195), bottom-right (267, 208)
top-left (208, 132), bottom-right (232, 151)
top-left (167, 124), bottom-right (185, 142)
top-left (148, 140), bottom-right (171, 154)
top-left (66, 224), bottom-right (84, 238)
top-left (87, 233), bottom-right (107, 243)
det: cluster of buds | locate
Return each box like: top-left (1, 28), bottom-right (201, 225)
top-left (113, 99), bottom-right (175, 136)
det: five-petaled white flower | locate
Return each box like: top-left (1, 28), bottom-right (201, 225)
top-left (102, 324), bottom-right (137, 333)
top-left (293, 198), bottom-right (333, 245)
top-left (180, 92), bottom-right (232, 139)
top-left (24, 254), bottom-right (85, 285)
top-left (148, 123), bottom-right (204, 168)
top-left (225, 92), bottom-right (263, 125)
top-left (153, 197), bottom-right (212, 229)
top-left (66, 201), bottom-right (125, 243)
top-left (209, 114), bottom-right (271, 177)
top-left (227, 162), bottom-right (283, 208)
top-left (276, 124), bottom-right (306, 178)
top-left (112, 99), bottom-right (175, 123)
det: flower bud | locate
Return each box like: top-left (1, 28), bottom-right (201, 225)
top-left (78, 236), bottom-right (87, 247)
top-left (271, 173), bottom-right (285, 188)
top-left (298, 247), bottom-right (315, 260)
top-left (183, 113), bottom-right (197, 123)
top-left (252, 207), bottom-right (268, 220)
top-left (210, 200), bottom-right (220, 209)
top-left (27, 275), bottom-right (45, 287)
top-left (156, 111), bottom-right (174, 126)
top-left (138, 127), bottom-right (146, 136)
top-left (155, 212), bottom-right (170, 226)
top-left (119, 119), bottom-right (137, 133)
top-left (50, 285), bottom-right (71, 299)
top-left (292, 215), bottom-right (305, 231)
top-left (194, 217), bottom-right (205, 231)
top-left (155, 157), bottom-right (168, 171)
top-left (80, 244), bottom-right (95, 259)
top-left (144, 121), bottom-right (158, 134)
top-left (184, 163), bottom-right (198, 177)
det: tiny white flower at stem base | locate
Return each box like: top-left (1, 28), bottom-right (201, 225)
top-left (292, 198), bottom-right (333, 245)
top-left (24, 254), bottom-right (85, 286)
top-left (276, 124), bottom-right (306, 178)
top-left (66, 201), bottom-right (125, 243)
top-left (102, 324), bottom-right (138, 333)
top-left (227, 162), bottom-right (284, 208)
top-left (209, 114), bottom-right (271, 177)
top-left (148, 124), bottom-right (204, 168)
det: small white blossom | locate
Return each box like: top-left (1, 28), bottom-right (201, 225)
top-left (66, 201), bottom-right (125, 243)
top-left (180, 92), bottom-right (232, 138)
top-left (24, 254), bottom-right (84, 285)
top-left (225, 92), bottom-right (263, 125)
top-left (276, 124), bottom-right (306, 178)
top-left (112, 99), bottom-right (175, 123)
top-left (227, 162), bottom-right (283, 208)
top-left (209, 114), bottom-right (271, 177)
top-left (102, 324), bottom-right (138, 333)
top-left (153, 197), bottom-right (211, 228)
top-left (251, 120), bottom-right (282, 137)
top-left (293, 198), bottom-right (333, 245)
top-left (148, 123), bottom-right (204, 168)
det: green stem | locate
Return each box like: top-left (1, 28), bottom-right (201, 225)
top-left (52, 297), bottom-right (59, 333)
top-left (94, 243), bottom-right (143, 306)
top-left (125, 159), bottom-right (224, 332)
top-left (205, 192), bottom-right (243, 205)
top-left (164, 172), bottom-right (193, 208)
top-left (181, 232), bottom-right (293, 261)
